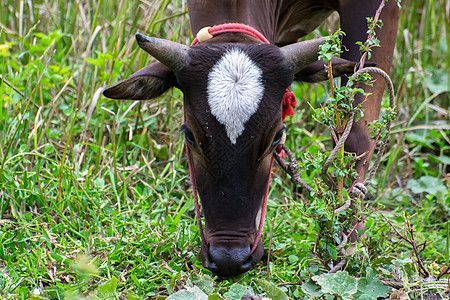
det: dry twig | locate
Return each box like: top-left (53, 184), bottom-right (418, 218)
top-left (382, 215), bottom-right (431, 278)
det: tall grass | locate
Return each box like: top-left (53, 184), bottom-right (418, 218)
top-left (0, 0), bottom-right (448, 299)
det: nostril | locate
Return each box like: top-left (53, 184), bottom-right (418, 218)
top-left (206, 251), bottom-right (217, 270)
top-left (241, 255), bottom-right (253, 270)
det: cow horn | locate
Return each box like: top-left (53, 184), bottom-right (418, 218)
top-left (135, 33), bottom-right (190, 73)
top-left (280, 37), bottom-right (326, 74)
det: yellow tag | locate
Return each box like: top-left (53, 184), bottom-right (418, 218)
top-left (197, 27), bottom-right (213, 43)
top-left (280, 130), bottom-right (286, 145)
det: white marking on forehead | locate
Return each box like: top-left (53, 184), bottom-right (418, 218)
top-left (207, 48), bottom-right (264, 144)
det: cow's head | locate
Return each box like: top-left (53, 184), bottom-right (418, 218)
top-left (103, 33), bottom-right (357, 277)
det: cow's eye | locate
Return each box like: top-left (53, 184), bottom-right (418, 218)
top-left (273, 126), bottom-right (286, 146)
top-left (181, 125), bottom-right (196, 147)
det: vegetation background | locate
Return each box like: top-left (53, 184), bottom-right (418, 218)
top-left (0, 0), bottom-right (448, 299)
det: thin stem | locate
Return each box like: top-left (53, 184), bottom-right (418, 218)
top-left (359, 0), bottom-right (386, 70)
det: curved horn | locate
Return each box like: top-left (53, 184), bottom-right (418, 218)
top-left (135, 33), bottom-right (190, 73)
top-left (280, 37), bottom-right (326, 74)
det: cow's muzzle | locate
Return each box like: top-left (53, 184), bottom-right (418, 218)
top-left (201, 238), bottom-right (264, 277)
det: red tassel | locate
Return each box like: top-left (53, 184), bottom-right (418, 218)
top-left (282, 89), bottom-right (297, 121)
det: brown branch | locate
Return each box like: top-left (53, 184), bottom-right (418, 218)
top-left (418, 241), bottom-right (432, 255)
top-left (437, 265), bottom-right (450, 280)
top-left (273, 145), bottom-right (313, 192)
top-left (382, 215), bottom-right (430, 278)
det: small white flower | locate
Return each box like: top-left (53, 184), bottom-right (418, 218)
top-left (32, 288), bottom-right (41, 296)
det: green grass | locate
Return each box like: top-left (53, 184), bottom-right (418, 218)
top-left (0, 0), bottom-right (449, 299)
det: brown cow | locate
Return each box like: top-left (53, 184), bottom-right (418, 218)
top-left (103, 0), bottom-right (399, 277)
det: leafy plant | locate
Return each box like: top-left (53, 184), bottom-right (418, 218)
top-left (286, 17), bottom-right (393, 271)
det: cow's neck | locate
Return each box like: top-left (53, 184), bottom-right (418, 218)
top-left (187, 0), bottom-right (278, 43)
top-left (187, 0), bottom-right (336, 46)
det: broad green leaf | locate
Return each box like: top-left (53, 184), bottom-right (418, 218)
top-left (98, 276), bottom-right (119, 294)
top-left (437, 155), bottom-right (450, 165)
top-left (254, 279), bottom-right (289, 300)
top-left (288, 254), bottom-right (299, 263)
top-left (312, 271), bottom-right (358, 300)
top-left (167, 286), bottom-right (208, 300)
top-left (126, 292), bottom-right (142, 300)
top-left (393, 258), bottom-right (416, 276)
top-left (196, 275), bottom-right (215, 295)
top-left (354, 268), bottom-right (391, 300)
top-left (327, 244), bottom-right (338, 260)
top-left (371, 256), bottom-right (395, 270)
top-left (301, 279), bottom-right (323, 298)
top-left (353, 294), bottom-right (374, 300)
top-left (427, 68), bottom-right (449, 94)
top-left (223, 283), bottom-right (247, 300)
top-left (408, 176), bottom-right (447, 196)
top-left (393, 258), bottom-right (413, 267)
top-left (405, 133), bottom-right (435, 148)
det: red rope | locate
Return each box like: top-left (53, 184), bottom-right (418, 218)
top-left (250, 158), bottom-right (273, 255)
top-left (186, 144), bottom-right (210, 253)
top-left (191, 23), bottom-right (270, 46)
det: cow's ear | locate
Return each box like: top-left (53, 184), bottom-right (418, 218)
top-left (295, 57), bottom-right (375, 83)
top-left (103, 62), bottom-right (176, 100)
